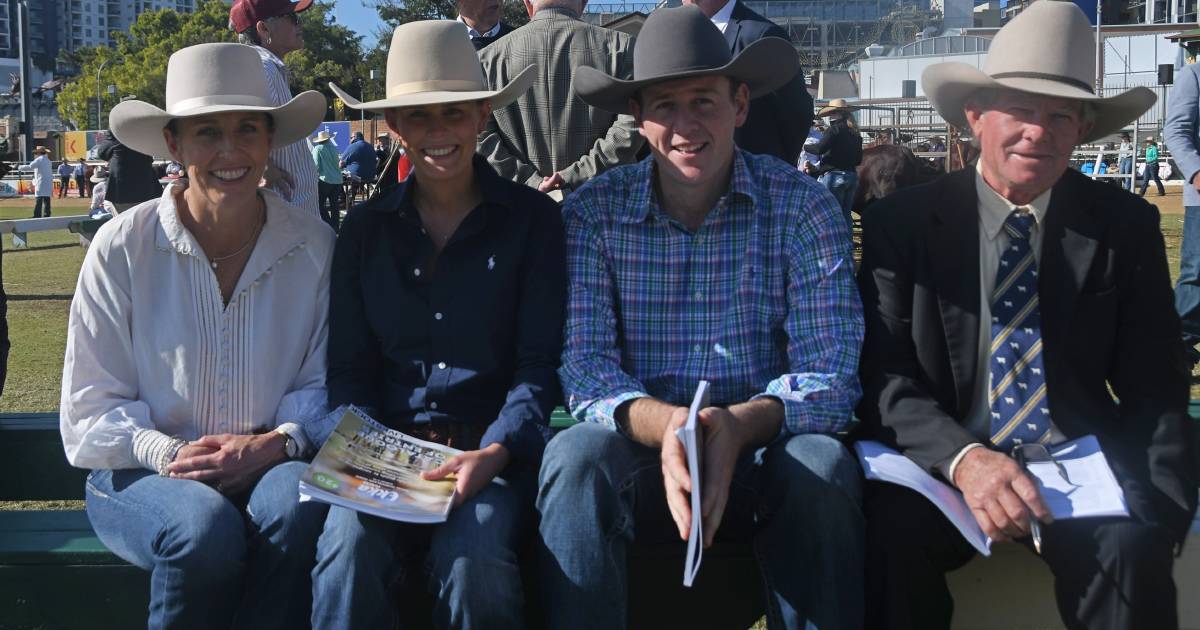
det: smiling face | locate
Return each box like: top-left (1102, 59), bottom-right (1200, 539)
top-left (965, 89), bottom-right (1092, 204)
top-left (631, 75), bottom-right (748, 197)
top-left (163, 111), bottom-right (272, 205)
top-left (384, 100), bottom-right (491, 185)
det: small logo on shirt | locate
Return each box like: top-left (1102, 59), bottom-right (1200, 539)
top-left (487, 255), bottom-right (496, 270)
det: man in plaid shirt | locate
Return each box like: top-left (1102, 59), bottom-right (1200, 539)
top-left (536, 7), bottom-right (864, 629)
top-left (477, 0), bottom-right (644, 195)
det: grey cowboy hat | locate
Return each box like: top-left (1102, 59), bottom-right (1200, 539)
top-left (574, 4), bottom-right (798, 115)
top-left (922, 1), bottom-right (1154, 143)
top-left (329, 20), bottom-right (536, 111)
top-left (109, 43), bottom-right (325, 159)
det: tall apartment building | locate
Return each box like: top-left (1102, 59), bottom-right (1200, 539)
top-left (0, 0), bottom-right (196, 66)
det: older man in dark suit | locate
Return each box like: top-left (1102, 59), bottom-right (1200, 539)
top-left (684, 0), bottom-right (812, 163)
top-left (856, 3), bottom-right (1196, 630)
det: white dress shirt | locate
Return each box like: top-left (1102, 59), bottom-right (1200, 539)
top-left (30, 154), bottom-right (52, 197)
top-left (60, 183), bottom-right (335, 470)
top-left (710, 0), bottom-right (738, 33)
top-left (253, 45), bottom-right (319, 218)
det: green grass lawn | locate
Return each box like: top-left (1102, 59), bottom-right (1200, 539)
top-left (0, 197), bottom-right (1196, 415)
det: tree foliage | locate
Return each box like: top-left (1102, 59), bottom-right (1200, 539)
top-left (55, 0), bottom-right (365, 129)
top-left (372, 0), bottom-right (529, 35)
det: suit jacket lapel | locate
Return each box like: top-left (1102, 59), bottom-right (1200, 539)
top-left (1039, 171), bottom-right (1101, 347)
top-left (724, 2), bottom-right (742, 51)
top-left (929, 169), bottom-right (981, 416)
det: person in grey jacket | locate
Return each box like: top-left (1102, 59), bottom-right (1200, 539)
top-left (1164, 36), bottom-right (1200, 366)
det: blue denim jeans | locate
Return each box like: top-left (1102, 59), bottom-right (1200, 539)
top-left (311, 473), bottom-right (534, 630)
top-left (536, 423), bottom-right (865, 630)
top-left (818, 170), bottom-right (859, 229)
top-left (1140, 162), bottom-right (1165, 195)
top-left (84, 461), bottom-right (328, 630)
top-left (1177, 205), bottom-right (1200, 364)
top-left (1119, 157), bottom-right (1134, 191)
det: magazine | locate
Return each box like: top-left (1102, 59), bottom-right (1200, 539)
top-left (676, 380), bottom-right (710, 587)
top-left (298, 406), bottom-right (462, 523)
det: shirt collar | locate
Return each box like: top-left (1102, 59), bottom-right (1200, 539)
top-left (974, 161), bottom-right (1051, 241)
top-left (532, 6), bottom-right (580, 21)
top-left (710, 0), bottom-right (738, 32)
top-left (252, 44), bottom-right (285, 70)
top-left (457, 15), bottom-right (501, 39)
top-left (384, 155), bottom-right (516, 220)
top-left (616, 148), bottom-right (760, 224)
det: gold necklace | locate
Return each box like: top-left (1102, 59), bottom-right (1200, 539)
top-left (209, 202), bottom-right (265, 269)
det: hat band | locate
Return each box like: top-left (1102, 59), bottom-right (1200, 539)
top-left (168, 94), bottom-right (275, 114)
top-left (990, 71), bottom-right (1094, 94)
top-left (386, 79), bottom-right (487, 99)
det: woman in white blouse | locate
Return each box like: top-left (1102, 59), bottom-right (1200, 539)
top-left (60, 43), bottom-right (333, 629)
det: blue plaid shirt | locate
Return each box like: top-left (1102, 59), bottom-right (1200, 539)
top-left (560, 150), bottom-right (863, 435)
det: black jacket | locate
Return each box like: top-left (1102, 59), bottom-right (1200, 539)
top-left (811, 118), bottom-right (862, 173)
top-left (95, 131), bottom-right (161, 205)
top-left (725, 2), bottom-right (813, 164)
top-left (470, 21), bottom-right (516, 50)
top-left (856, 167), bottom-right (1198, 544)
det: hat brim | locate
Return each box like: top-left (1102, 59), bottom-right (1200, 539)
top-left (922, 62), bottom-right (1156, 144)
top-left (330, 64), bottom-right (538, 112)
top-left (817, 105), bottom-right (858, 116)
top-left (574, 37), bottom-right (798, 115)
top-left (109, 90), bottom-right (327, 159)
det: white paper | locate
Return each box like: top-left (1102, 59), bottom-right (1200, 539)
top-left (855, 435), bottom-right (1128, 558)
top-left (676, 380), bottom-right (710, 587)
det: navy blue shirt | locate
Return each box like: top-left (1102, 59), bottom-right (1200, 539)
top-left (327, 157), bottom-right (565, 468)
top-left (340, 139), bottom-right (377, 181)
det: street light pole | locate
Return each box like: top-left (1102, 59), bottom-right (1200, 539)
top-left (16, 0), bottom-right (33, 162)
top-left (95, 58), bottom-right (112, 131)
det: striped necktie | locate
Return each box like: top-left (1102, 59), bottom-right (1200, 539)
top-left (988, 208), bottom-right (1052, 449)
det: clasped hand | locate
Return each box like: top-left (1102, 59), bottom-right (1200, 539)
top-left (165, 432), bottom-right (286, 495)
top-left (661, 406), bottom-right (745, 549)
top-left (953, 447), bottom-right (1053, 542)
top-left (420, 443), bottom-right (510, 507)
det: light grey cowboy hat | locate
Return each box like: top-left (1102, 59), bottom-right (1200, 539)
top-left (313, 129), bottom-right (334, 143)
top-left (922, 1), bottom-right (1154, 144)
top-left (573, 4), bottom-right (798, 115)
top-left (817, 98), bottom-right (858, 117)
top-left (329, 20), bottom-right (536, 111)
top-left (109, 43), bottom-right (326, 159)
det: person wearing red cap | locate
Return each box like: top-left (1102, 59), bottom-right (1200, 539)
top-left (228, 0), bottom-right (320, 218)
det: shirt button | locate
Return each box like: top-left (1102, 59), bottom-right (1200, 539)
top-left (434, 312), bottom-right (443, 320)
top-left (694, 291), bottom-right (703, 300)
top-left (693, 344), bottom-right (703, 353)
top-left (413, 268), bottom-right (421, 277)
top-left (437, 362), bottom-right (447, 370)
top-left (429, 401), bottom-right (438, 410)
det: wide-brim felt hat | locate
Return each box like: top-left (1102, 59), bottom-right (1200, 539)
top-left (922, 1), bottom-right (1153, 144)
top-left (313, 130), bottom-right (333, 143)
top-left (109, 43), bottom-right (326, 159)
top-left (817, 98), bottom-right (857, 116)
top-left (89, 170), bottom-right (108, 183)
top-left (33, 146), bottom-right (50, 154)
top-left (330, 20), bottom-right (536, 111)
top-left (574, 4), bottom-right (798, 115)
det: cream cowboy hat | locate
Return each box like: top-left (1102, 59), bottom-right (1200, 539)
top-left (313, 130), bottom-right (334, 143)
top-left (922, 1), bottom-right (1154, 143)
top-left (33, 146), bottom-right (50, 155)
top-left (108, 43), bottom-right (326, 159)
top-left (573, 5), bottom-right (797, 115)
top-left (817, 98), bottom-right (857, 117)
top-left (329, 21), bottom-right (536, 111)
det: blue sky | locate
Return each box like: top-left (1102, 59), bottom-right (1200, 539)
top-left (332, 0), bottom-right (388, 46)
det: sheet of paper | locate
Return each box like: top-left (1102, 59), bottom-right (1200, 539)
top-left (1026, 434), bottom-right (1128, 520)
top-left (676, 380), bottom-right (710, 587)
top-left (855, 440), bottom-right (992, 556)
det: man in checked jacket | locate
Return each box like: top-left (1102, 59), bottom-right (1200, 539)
top-left (477, 0), bottom-right (645, 195)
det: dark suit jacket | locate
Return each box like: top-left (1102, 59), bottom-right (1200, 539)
top-left (470, 21), bottom-right (516, 50)
top-left (95, 131), bottom-right (161, 205)
top-left (856, 167), bottom-right (1198, 544)
top-left (725, 2), bottom-right (812, 164)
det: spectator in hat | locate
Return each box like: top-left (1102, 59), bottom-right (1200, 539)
top-left (811, 98), bottom-right (863, 228)
top-left (311, 129), bottom-right (342, 230)
top-left (1117, 131), bottom-right (1134, 190)
top-left (857, 3), bottom-right (1193, 628)
top-left (322, 20), bottom-right (564, 628)
top-left (61, 43), bottom-right (332, 629)
top-left (57, 158), bottom-right (72, 198)
top-left (29, 146), bottom-right (52, 217)
top-left (74, 158), bottom-right (88, 198)
top-left (229, 0), bottom-right (320, 217)
top-left (539, 7), bottom-right (863, 628)
top-left (88, 167), bottom-right (110, 218)
top-left (1139, 138), bottom-right (1166, 196)
top-left (373, 131), bottom-right (390, 165)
